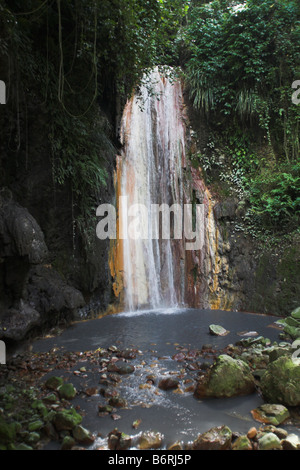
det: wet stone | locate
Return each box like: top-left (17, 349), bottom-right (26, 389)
top-left (158, 377), bottom-right (179, 391)
top-left (107, 362), bottom-right (135, 375)
top-left (192, 425), bottom-right (232, 450)
top-left (139, 431), bottom-right (164, 450)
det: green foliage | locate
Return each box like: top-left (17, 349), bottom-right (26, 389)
top-left (185, 0), bottom-right (300, 160)
top-left (247, 161), bottom-right (300, 230)
top-left (0, 0), bottom-right (188, 249)
top-left (185, 0), bottom-right (300, 235)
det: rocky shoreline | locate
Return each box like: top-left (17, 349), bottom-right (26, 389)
top-left (0, 307), bottom-right (300, 451)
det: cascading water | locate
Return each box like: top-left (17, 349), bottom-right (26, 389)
top-left (117, 68), bottom-right (186, 311)
top-left (109, 67), bottom-right (234, 313)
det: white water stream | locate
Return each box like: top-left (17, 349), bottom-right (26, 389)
top-left (119, 69), bottom-right (186, 311)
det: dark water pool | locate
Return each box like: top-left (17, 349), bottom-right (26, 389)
top-left (33, 308), bottom-right (281, 354)
top-left (32, 308), bottom-right (298, 448)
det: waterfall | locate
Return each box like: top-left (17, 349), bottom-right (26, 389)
top-left (109, 68), bottom-right (233, 313)
top-left (116, 68), bottom-right (186, 311)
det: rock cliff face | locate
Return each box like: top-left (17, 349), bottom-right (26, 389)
top-left (0, 191), bottom-right (85, 342)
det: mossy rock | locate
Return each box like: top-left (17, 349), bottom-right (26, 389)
top-left (260, 356), bottom-right (300, 406)
top-left (258, 432), bottom-right (282, 450)
top-left (209, 324), bottom-right (229, 336)
top-left (232, 435), bottom-right (252, 450)
top-left (72, 425), bottom-right (95, 445)
top-left (291, 307), bottom-right (300, 320)
top-left (28, 420), bottom-right (44, 432)
top-left (0, 418), bottom-right (18, 443)
top-left (194, 355), bottom-right (255, 399)
top-left (58, 383), bottom-right (76, 400)
top-left (52, 408), bottom-right (82, 431)
top-left (15, 443), bottom-right (33, 450)
top-left (251, 404), bottom-right (290, 426)
top-left (285, 316), bottom-right (300, 328)
top-left (45, 376), bottom-right (64, 391)
top-left (283, 323), bottom-right (300, 340)
top-left (61, 435), bottom-right (76, 450)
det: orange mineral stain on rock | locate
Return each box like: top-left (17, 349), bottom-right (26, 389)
top-left (109, 156), bottom-right (125, 306)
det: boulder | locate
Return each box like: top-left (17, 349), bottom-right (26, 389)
top-left (58, 383), bottom-right (77, 400)
top-left (72, 425), bottom-right (95, 445)
top-left (258, 432), bottom-right (282, 450)
top-left (232, 435), bottom-right (252, 450)
top-left (291, 307), bottom-right (300, 320)
top-left (107, 361), bottom-right (135, 375)
top-left (192, 425), bottom-right (232, 450)
top-left (139, 431), bottom-right (163, 450)
top-left (251, 404), bottom-right (290, 426)
top-left (209, 324), bottom-right (229, 336)
top-left (281, 433), bottom-right (300, 450)
top-left (45, 376), bottom-right (64, 391)
top-left (61, 435), bottom-right (76, 450)
top-left (0, 197), bottom-right (48, 263)
top-left (0, 301), bottom-right (40, 341)
top-left (194, 355), bottom-right (255, 399)
top-left (26, 265), bottom-right (85, 319)
top-left (158, 377), bottom-right (179, 391)
top-left (52, 408), bottom-right (82, 431)
top-left (260, 356), bottom-right (300, 406)
top-left (108, 429), bottom-right (132, 450)
top-left (0, 418), bottom-right (18, 443)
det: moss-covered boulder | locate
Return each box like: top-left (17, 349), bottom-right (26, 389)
top-left (258, 432), bottom-right (282, 450)
top-left (251, 404), bottom-right (290, 426)
top-left (58, 383), bottom-right (76, 400)
top-left (291, 307), bottom-right (300, 320)
top-left (194, 355), bottom-right (255, 399)
top-left (52, 407), bottom-right (82, 431)
top-left (0, 418), bottom-right (18, 443)
top-left (283, 324), bottom-right (300, 341)
top-left (260, 356), bottom-right (300, 406)
top-left (72, 425), bottom-right (95, 445)
top-left (232, 435), bottom-right (252, 450)
top-left (45, 376), bottom-right (64, 391)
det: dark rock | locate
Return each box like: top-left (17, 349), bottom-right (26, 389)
top-left (0, 301), bottom-right (40, 341)
top-left (213, 199), bottom-right (238, 220)
top-left (45, 376), bottom-right (64, 391)
top-left (61, 435), bottom-right (76, 450)
top-left (72, 425), bottom-right (95, 445)
top-left (52, 408), bottom-right (82, 431)
top-left (26, 265), bottom-right (85, 320)
top-left (107, 361), bottom-right (135, 375)
top-left (108, 395), bottom-right (127, 408)
top-left (158, 377), bottom-right (179, 391)
top-left (108, 429), bottom-right (132, 450)
top-left (0, 198), bottom-right (48, 263)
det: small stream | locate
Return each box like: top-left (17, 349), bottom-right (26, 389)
top-left (31, 308), bottom-right (300, 449)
